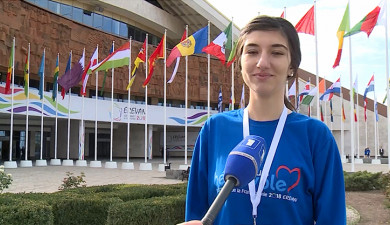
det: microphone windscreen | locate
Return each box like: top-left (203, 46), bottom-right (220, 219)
top-left (224, 135), bottom-right (266, 187)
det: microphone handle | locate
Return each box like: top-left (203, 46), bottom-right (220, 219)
top-left (201, 177), bottom-right (237, 225)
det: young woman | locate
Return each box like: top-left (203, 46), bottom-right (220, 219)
top-left (180, 16), bottom-right (346, 225)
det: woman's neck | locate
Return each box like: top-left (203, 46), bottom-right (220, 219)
top-left (246, 94), bottom-right (286, 121)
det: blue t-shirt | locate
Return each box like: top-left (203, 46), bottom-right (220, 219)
top-left (186, 109), bottom-right (346, 225)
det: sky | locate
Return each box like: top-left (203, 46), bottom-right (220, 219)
top-left (207, 0), bottom-right (389, 104)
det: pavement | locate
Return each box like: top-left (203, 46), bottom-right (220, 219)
top-left (1, 157), bottom-right (390, 194)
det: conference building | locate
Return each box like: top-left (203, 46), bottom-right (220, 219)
top-left (0, 0), bottom-right (387, 170)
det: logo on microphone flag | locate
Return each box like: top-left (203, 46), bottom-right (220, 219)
top-left (225, 135), bottom-right (266, 187)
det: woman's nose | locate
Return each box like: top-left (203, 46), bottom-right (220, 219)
top-left (256, 53), bottom-right (270, 69)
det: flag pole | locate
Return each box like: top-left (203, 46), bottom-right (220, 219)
top-left (78, 48), bottom-right (86, 165)
top-left (383, 0), bottom-right (390, 169)
top-left (184, 25), bottom-right (189, 166)
top-left (207, 21), bottom-right (211, 117)
top-left (54, 53), bottom-right (59, 160)
top-left (314, 0), bottom-right (320, 120)
top-left (341, 86), bottom-right (345, 160)
top-left (163, 29), bottom-right (168, 165)
top-left (374, 75), bottom-right (378, 160)
top-left (127, 38), bottom-right (131, 163)
top-left (63, 50), bottom-right (73, 166)
top-left (231, 18), bottom-right (235, 111)
top-left (25, 43), bottom-right (30, 162)
top-left (347, 0), bottom-right (355, 171)
top-left (90, 44), bottom-right (101, 167)
top-left (121, 38), bottom-right (134, 170)
top-left (356, 75), bottom-right (360, 159)
top-left (40, 48), bottom-right (45, 161)
top-left (7, 37), bottom-right (16, 168)
top-left (145, 34), bottom-right (149, 164)
top-left (106, 41), bottom-right (117, 168)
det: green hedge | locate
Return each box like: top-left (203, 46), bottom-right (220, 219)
top-left (344, 171), bottom-right (388, 191)
top-left (0, 183), bottom-right (187, 225)
top-left (0, 199), bottom-right (53, 225)
top-left (107, 194), bottom-right (186, 225)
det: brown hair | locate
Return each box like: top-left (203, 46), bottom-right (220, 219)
top-left (235, 15), bottom-right (301, 111)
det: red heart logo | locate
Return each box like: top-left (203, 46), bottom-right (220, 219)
top-left (276, 165), bottom-right (301, 192)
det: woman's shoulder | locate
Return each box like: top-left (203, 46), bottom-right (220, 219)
top-left (288, 112), bottom-right (331, 133)
top-left (208, 109), bottom-right (244, 123)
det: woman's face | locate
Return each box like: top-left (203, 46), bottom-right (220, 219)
top-left (240, 30), bottom-right (292, 98)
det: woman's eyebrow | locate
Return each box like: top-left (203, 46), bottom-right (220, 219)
top-left (271, 44), bottom-right (288, 50)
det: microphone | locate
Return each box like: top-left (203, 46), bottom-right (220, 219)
top-left (201, 135), bottom-right (266, 225)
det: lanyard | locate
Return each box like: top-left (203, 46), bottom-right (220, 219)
top-left (243, 106), bottom-right (288, 221)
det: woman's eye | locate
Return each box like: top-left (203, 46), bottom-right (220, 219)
top-left (272, 51), bottom-right (284, 56)
top-left (246, 50), bottom-right (258, 55)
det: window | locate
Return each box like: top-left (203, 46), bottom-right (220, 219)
top-left (72, 7), bottom-right (83, 23)
top-left (93, 13), bottom-right (103, 29)
top-left (83, 10), bottom-right (93, 26)
top-left (102, 16), bottom-right (112, 33)
top-left (119, 23), bottom-right (128, 38)
top-left (60, 4), bottom-right (72, 19)
top-left (112, 19), bottom-right (120, 35)
top-left (35, 0), bottom-right (48, 8)
top-left (48, 1), bottom-right (60, 13)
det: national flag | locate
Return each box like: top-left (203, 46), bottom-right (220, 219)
top-left (320, 103), bottom-right (324, 122)
top-left (299, 80), bottom-right (311, 103)
top-left (218, 87), bottom-right (223, 113)
top-left (52, 54), bottom-right (59, 101)
top-left (301, 86), bottom-right (318, 105)
top-left (353, 76), bottom-right (358, 122)
top-left (330, 99), bottom-right (334, 123)
top-left (167, 29), bottom-right (187, 84)
top-left (363, 75), bottom-right (375, 101)
top-left (354, 107), bottom-right (358, 122)
top-left (364, 99), bottom-right (368, 122)
top-left (288, 80), bottom-right (296, 97)
top-left (58, 50), bottom-right (85, 99)
top-left (295, 5), bottom-right (314, 35)
top-left (23, 51), bottom-right (29, 96)
top-left (318, 79), bottom-right (326, 94)
top-left (38, 50), bottom-right (45, 99)
top-left (281, 11), bottom-right (285, 19)
top-left (127, 39), bottom-right (146, 90)
top-left (344, 0), bottom-right (386, 37)
top-left (91, 42), bottom-right (130, 72)
top-left (240, 84), bottom-right (245, 109)
top-left (81, 46), bottom-right (98, 96)
top-left (342, 102), bottom-right (346, 121)
top-left (229, 91), bottom-right (235, 111)
top-left (143, 34), bottom-right (165, 87)
top-left (61, 52), bottom-right (72, 98)
top-left (352, 75), bottom-right (358, 99)
top-left (226, 40), bottom-right (237, 67)
top-left (166, 25), bottom-right (208, 67)
top-left (333, 3), bottom-right (350, 68)
top-left (202, 22), bottom-right (232, 64)
top-left (320, 78), bottom-right (341, 101)
top-left (100, 45), bottom-right (114, 96)
top-left (5, 41), bottom-right (14, 94)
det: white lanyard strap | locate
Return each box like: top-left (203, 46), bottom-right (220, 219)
top-left (243, 107), bottom-right (288, 218)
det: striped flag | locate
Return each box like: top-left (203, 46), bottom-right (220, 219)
top-left (52, 54), bottom-right (59, 101)
top-left (23, 51), bottom-right (29, 96)
top-left (81, 46), bottom-right (98, 96)
top-left (38, 50), bottom-right (45, 99)
top-left (319, 78), bottom-right (341, 101)
top-left (333, 3), bottom-right (350, 68)
top-left (5, 41), bottom-right (14, 94)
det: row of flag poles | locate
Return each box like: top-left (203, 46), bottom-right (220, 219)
top-left (3, 18), bottom-right (239, 169)
top-left (3, 0), bottom-right (390, 170)
top-left (284, 0), bottom-right (390, 171)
